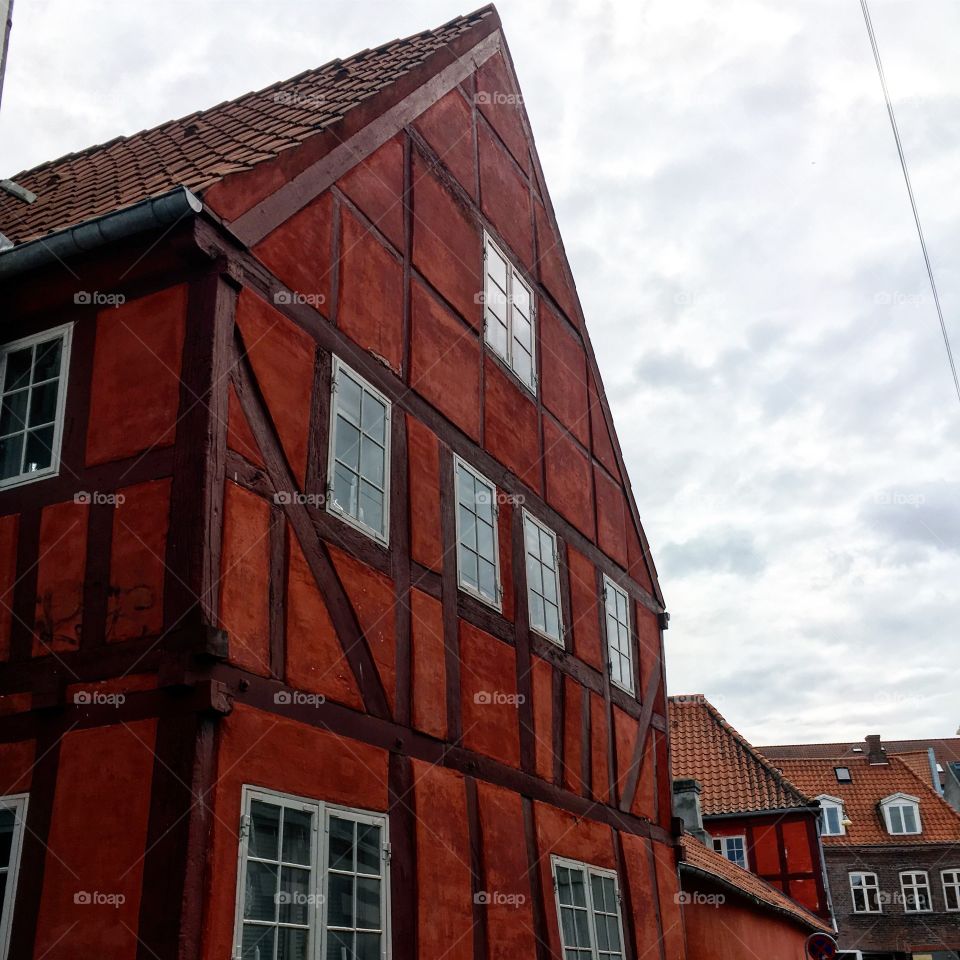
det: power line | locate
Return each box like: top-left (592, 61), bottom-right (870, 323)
top-left (860, 0), bottom-right (960, 407)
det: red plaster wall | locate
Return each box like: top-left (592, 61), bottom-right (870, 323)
top-left (594, 464), bottom-right (628, 569)
top-left (414, 762), bottom-right (472, 960)
top-left (483, 355), bottom-right (540, 491)
top-left (410, 587), bottom-right (445, 740)
top-left (458, 622), bottom-right (520, 768)
top-left (409, 280), bottom-right (480, 440)
top-left (337, 206), bottom-right (404, 371)
top-left (588, 377), bottom-right (618, 476)
top-left (476, 53), bottom-right (529, 172)
top-left (106, 478), bottom-right (171, 642)
top-left (540, 302), bottom-right (589, 448)
top-left (590, 692), bottom-right (610, 802)
top-left (235, 290), bottom-right (315, 485)
top-left (285, 530), bottom-right (363, 709)
top-left (0, 514), bottom-right (17, 660)
top-left (534, 202), bottom-right (580, 331)
top-left (0, 738), bottom-right (35, 793)
top-left (567, 545), bottom-right (602, 671)
top-left (653, 841), bottom-right (687, 960)
top-left (329, 546), bottom-right (397, 713)
top-left (406, 415), bottom-right (442, 571)
top-left (85, 285), bottom-right (187, 465)
top-left (530, 655), bottom-right (553, 780)
top-left (336, 135), bottom-right (405, 251)
top-left (562, 675), bottom-right (586, 795)
top-left (253, 191), bottom-right (333, 308)
top-left (636, 604), bottom-right (663, 710)
top-left (782, 819), bottom-right (813, 873)
top-left (219, 481), bottom-right (271, 676)
top-left (543, 416), bottom-right (594, 539)
top-left (413, 90), bottom-right (476, 198)
top-left (411, 154), bottom-right (482, 329)
top-left (621, 834), bottom-right (666, 958)
top-left (34, 721), bottom-right (156, 960)
top-left (478, 121), bottom-right (532, 269)
top-left (613, 707), bottom-right (639, 805)
top-left (34, 499), bottom-right (88, 655)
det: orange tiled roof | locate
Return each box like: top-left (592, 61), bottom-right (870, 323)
top-left (0, 7), bottom-right (494, 245)
top-left (759, 737), bottom-right (960, 764)
top-left (769, 753), bottom-right (960, 847)
top-left (679, 834), bottom-right (832, 933)
top-left (668, 695), bottom-right (814, 815)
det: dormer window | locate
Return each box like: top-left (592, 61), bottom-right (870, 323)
top-left (482, 233), bottom-right (536, 393)
top-left (880, 794), bottom-right (922, 835)
top-left (835, 766), bottom-right (852, 783)
top-left (816, 796), bottom-right (846, 836)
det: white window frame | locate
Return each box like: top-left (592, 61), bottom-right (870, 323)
top-left (712, 835), bottom-right (748, 870)
top-left (941, 869), bottom-right (960, 912)
top-left (482, 232), bottom-right (537, 394)
top-left (550, 855), bottom-right (626, 960)
top-left (232, 785), bottom-right (390, 960)
top-left (601, 575), bottom-right (634, 695)
top-left (453, 455), bottom-right (502, 610)
top-left (899, 870), bottom-right (932, 913)
top-left (0, 324), bottom-right (72, 491)
top-left (522, 510), bottom-right (563, 646)
top-left (0, 794), bottom-right (28, 960)
top-left (880, 793), bottom-right (922, 836)
top-left (816, 795), bottom-right (846, 836)
top-left (326, 356), bottom-right (391, 545)
top-left (849, 872), bottom-right (882, 914)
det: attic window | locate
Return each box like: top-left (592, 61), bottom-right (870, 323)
top-left (816, 796), bottom-right (846, 836)
top-left (482, 233), bottom-right (536, 393)
top-left (835, 767), bottom-right (852, 783)
top-left (880, 794), bottom-right (922, 836)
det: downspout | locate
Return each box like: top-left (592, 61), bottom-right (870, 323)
top-left (0, 186), bottom-right (203, 280)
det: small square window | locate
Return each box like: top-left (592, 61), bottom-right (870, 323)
top-left (327, 358), bottom-right (391, 543)
top-left (900, 871), bottom-right (932, 913)
top-left (482, 234), bottom-right (536, 393)
top-left (850, 872), bottom-right (882, 913)
top-left (835, 767), bottom-right (852, 783)
top-left (713, 835), bottom-right (747, 870)
top-left (0, 325), bottom-right (72, 490)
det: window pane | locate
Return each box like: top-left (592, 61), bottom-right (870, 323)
top-left (277, 927), bottom-right (308, 960)
top-left (524, 519), bottom-right (540, 556)
top-left (542, 564), bottom-right (558, 603)
top-left (328, 817), bottom-right (355, 872)
top-left (473, 482), bottom-right (494, 526)
top-left (282, 809), bottom-right (312, 866)
top-left (333, 463), bottom-right (359, 518)
top-left (0, 808), bottom-right (13, 866)
top-left (487, 245), bottom-right (508, 291)
top-left (459, 545), bottom-right (479, 590)
top-left (338, 374), bottom-right (362, 424)
top-left (487, 314), bottom-right (508, 359)
top-left (359, 436), bottom-right (385, 488)
top-left (356, 876), bottom-right (381, 929)
top-left (478, 558), bottom-right (496, 601)
top-left (902, 805), bottom-right (918, 833)
top-left (326, 930), bottom-right (352, 960)
top-left (513, 280), bottom-right (531, 319)
top-left (361, 392), bottom-right (386, 445)
top-left (244, 861), bottom-right (279, 921)
top-left (356, 824), bottom-right (381, 876)
top-left (456, 466), bottom-right (475, 507)
top-left (0, 390), bottom-right (28, 436)
top-left (512, 346), bottom-right (532, 386)
top-left (356, 932), bottom-right (381, 960)
top-left (4, 348), bottom-right (32, 391)
top-left (513, 311), bottom-right (532, 350)
top-left (458, 506), bottom-right (477, 550)
top-left (327, 872), bottom-right (355, 927)
top-left (573, 909), bottom-right (591, 948)
top-left (358, 481), bottom-right (383, 535)
top-left (250, 801), bottom-right (281, 860)
top-left (544, 601), bottom-right (560, 640)
top-left (28, 380), bottom-right (59, 426)
top-left (241, 923), bottom-right (275, 960)
top-left (889, 807), bottom-right (903, 833)
top-left (560, 907), bottom-right (577, 946)
top-left (529, 592), bottom-right (546, 633)
top-left (0, 434), bottom-right (22, 480)
top-left (279, 866), bottom-right (310, 924)
top-left (335, 419), bottom-right (361, 472)
top-left (591, 875), bottom-right (607, 912)
top-left (25, 422), bottom-right (56, 470)
top-left (526, 556), bottom-right (544, 597)
top-left (476, 517), bottom-right (495, 562)
top-left (33, 339), bottom-right (63, 383)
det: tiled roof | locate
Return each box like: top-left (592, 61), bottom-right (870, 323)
top-left (679, 834), bottom-right (832, 933)
top-left (0, 6), bottom-right (495, 245)
top-left (668, 695), bottom-right (814, 816)
top-left (769, 754), bottom-right (960, 847)
top-left (760, 737), bottom-right (960, 765)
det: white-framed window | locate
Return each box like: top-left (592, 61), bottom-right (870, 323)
top-left (233, 786), bottom-right (390, 960)
top-left (941, 869), bottom-right (960, 911)
top-left (601, 576), bottom-right (633, 695)
top-left (482, 233), bottom-right (536, 392)
top-left (551, 855), bottom-right (625, 960)
top-left (0, 794), bottom-right (28, 960)
top-left (712, 835), bottom-right (747, 870)
top-left (454, 456), bottom-right (501, 609)
top-left (0, 325), bottom-right (72, 490)
top-left (849, 872), bottom-right (881, 914)
top-left (523, 511), bottom-right (562, 644)
top-left (880, 793), bottom-right (922, 836)
top-left (816, 795), bottom-right (846, 836)
top-left (900, 870), bottom-right (932, 913)
top-left (327, 357), bottom-right (391, 544)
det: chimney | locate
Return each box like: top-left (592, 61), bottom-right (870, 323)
top-left (673, 779), bottom-right (711, 844)
top-left (865, 734), bottom-right (887, 765)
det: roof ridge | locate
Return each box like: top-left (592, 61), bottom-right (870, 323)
top-left (6, 5), bottom-right (496, 182)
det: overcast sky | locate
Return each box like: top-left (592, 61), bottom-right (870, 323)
top-left (1, 0), bottom-right (957, 746)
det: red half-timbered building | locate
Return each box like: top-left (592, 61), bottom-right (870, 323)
top-left (0, 7), bottom-right (687, 960)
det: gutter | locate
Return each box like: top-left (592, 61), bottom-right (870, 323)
top-left (0, 186), bottom-right (202, 281)
top-left (704, 805), bottom-right (821, 821)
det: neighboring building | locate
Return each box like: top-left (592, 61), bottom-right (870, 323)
top-left (678, 832), bottom-right (834, 960)
top-left (762, 737), bottom-right (960, 815)
top-left (766, 736), bottom-right (960, 960)
top-left (669, 694), bottom-right (832, 920)
top-left (0, 7), bottom-right (694, 960)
